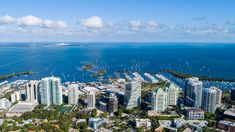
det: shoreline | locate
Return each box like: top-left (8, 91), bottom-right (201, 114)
top-left (162, 69), bottom-right (235, 82)
top-left (0, 71), bottom-right (34, 81)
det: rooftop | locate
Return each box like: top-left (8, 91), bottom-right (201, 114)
top-left (224, 109), bottom-right (235, 117)
top-left (7, 101), bottom-right (38, 113)
top-left (219, 120), bottom-right (235, 126)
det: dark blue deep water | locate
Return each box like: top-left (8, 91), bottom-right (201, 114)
top-left (0, 42), bottom-right (235, 89)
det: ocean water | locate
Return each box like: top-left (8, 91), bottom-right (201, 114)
top-left (0, 42), bottom-right (235, 89)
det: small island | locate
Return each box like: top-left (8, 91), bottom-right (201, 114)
top-left (92, 69), bottom-right (107, 77)
top-left (0, 71), bottom-right (34, 81)
top-left (162, 69), bottom-right (235, 82)
top-left (98, 69), bottom-right (106, 76)
top-left (82, 64), bottom-right (93, 71)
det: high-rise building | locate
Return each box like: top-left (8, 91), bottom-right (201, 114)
top-left (231, 88), bottom-right (235, 100)
top-left (167, 84), bottom-right (179, 106)
top-left (10, 91), bottom-right (20, 103)
top-left (40, 77), bottom-right (62, 106)
top-left (87, 91), bottom-right (96, 109)
top-left (68, 84), bottom-right (79, 105)
top-left (124, 80), bottom-right (141, 109)
top-left (151, 88), bottom-right (167, 112)
top-left (108, 93), bottom-right (118, 113)
top-left (201, 88), bottom-right (217, 112)
top-left (25, 80), bottom-right (39, 102)
top-left (210, 86), bottom-right (222, 106)
top-left (184, 77), bottom-right (203, 107)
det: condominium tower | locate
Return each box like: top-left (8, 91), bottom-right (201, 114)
top-left (167, 84), bottom-right (179, 106)
top-left (40, 77), bottom-right (62, 106)
top-left (184, 77), bottom-right (203, 107)
top-left (151, 88), bottom-right (167, 112)
top-left (124, 79), bottom-right (141, 109)
top-left (210, 86), bottom-right (222, 106)
top-left (87, 91), bottom-right (96, 109)
top-left (25, 80), bottom-right (39, 102)
top-left (68, 84), bottom-right (79, 105)
top-left (201, 88), bottom-right (217, 112)
top-left (108, 93), bottom-right (118, 113)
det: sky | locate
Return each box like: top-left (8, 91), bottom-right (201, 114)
top-left (0, 0), bottom-right (235, 42)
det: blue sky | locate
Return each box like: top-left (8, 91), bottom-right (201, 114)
top-left (0, 0), bottom-right (235, 42)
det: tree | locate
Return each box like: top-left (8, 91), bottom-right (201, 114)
top-left (116, 107), bottom-right (123, 118)
top-left (215, 108), bottom-right (225, 121)
top-left (207, 120), bottom-right (216, 127)
top-left (203, 126), bottom-right (209, 132)
top-left (91, 109), bottom-right (97, 117)
top-left (120, 123), bottom-right (126, 130)
top-left (101, 112), bottom-right (108, 118)
top-left (3, 121), bottom-right (8, 131)
top-left (137, 127), bottom-right (143, 132)
top-left (113, 128), bottom-right (119, 132)
top-left (205, 112), bottom-right (216, 120)
top-left (76, 122), bottom-right (88, 130)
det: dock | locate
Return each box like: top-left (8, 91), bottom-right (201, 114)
top-left (133, 72), bottom-right (145, 82)
top-left (144, 73), bottom-right (159, 83)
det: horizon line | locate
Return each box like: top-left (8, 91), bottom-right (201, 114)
top-left (0, 41), bottom-right (235, 44)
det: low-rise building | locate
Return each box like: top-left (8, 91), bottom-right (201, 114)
top-left (185, 108), bottom-right (204, 120)
top-left (6, 101), bottom-right (38, 117)
top-left (135, 119), bottom-right (151, 130)
top-left (88, 118), bottom-right (106, 130)
top-left (0, 119), bottom-right (4, 126)
top-left (174, 118), bottom-right (185, 128)
top-left (0, 98), bottom-right (12, 110)
top-left (182, 128), bottom-right (192, 132)
top-left (218, 120), bottom-right (235, 132)
top-left (224, 105), bottom-right (235, 121)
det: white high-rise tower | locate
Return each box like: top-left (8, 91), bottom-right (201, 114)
top-left (68, 84), bottom-right (79, 105)
top-left (124, 79), bottom-right (141, 109)
top-left (87, 91), bottom-right (96, 109)
top-left (184, 77), bottom-right (203, 107)
top-left (210, 86), bottom-right (222, 106)
top-left (167, 84), bottom-right (179, 106)
top-left (26, 80), bottom-right (39, 102)
top-left (151, 88), bottom-right (167, 112)
top-left (202, 88), bottom-right (217, 112)
top-left (40, 77), bottom-right (62, 106)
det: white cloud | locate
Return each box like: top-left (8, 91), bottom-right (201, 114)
top-left (43, 20), bottom-right (68, 29)
top-left (146, 20), bottom-right (158, 30)
top-left (129, 20), bottom-right (159, 32)
top-left (129, 20), bottom-right (141, 31)
top-left (0, 15), bottom-right (234, 41)
top-left (0, 15), bottom-right (14, 24)
top-left (16, 15), bottom-right (68, 29)
top-left (81, 16), bottom-right (103, 28)
top-left (178, 24), bottom-right (229, 35)
top-left (18, 15), bottom-right (43, 26)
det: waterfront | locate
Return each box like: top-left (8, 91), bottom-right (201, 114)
top-left (0, 42), bottom-right (235, 89)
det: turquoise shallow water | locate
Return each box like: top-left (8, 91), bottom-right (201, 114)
top-left (0, 42), bottom-right (235, 89)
